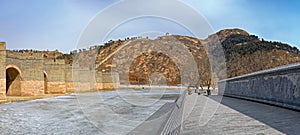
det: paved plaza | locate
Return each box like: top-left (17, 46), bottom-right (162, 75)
top-left (1, 91), bottom-right (299, 135)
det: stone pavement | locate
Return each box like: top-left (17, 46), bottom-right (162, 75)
top-left (182, 94), bottom-right (300, 135)
top-left (0, 91), bottom-right (175, 135)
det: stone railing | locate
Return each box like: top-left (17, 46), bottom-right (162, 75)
top-left (129, 90), bottom-right (187, 135)
top-left (218, 62), bottom-right (300, 111)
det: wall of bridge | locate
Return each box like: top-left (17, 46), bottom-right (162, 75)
top-left (218, 63), bottom-right (300, 110)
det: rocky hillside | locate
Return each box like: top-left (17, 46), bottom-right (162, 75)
top-left (216, 29), bottom-right (300, 78)
top-left (74, 28), bottom-right (300, 87)
top-left (94, 35), bottom-right (211, 86)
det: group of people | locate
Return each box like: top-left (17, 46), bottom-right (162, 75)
top-left (188, 86), bottom-right (212, 96)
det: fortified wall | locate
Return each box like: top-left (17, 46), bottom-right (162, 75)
top-left (218, 62), bottom-right (300, 111)
top-left (0, 42), bottom-right (120, 99)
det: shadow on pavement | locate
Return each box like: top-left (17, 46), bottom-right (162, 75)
top-left (209, 95), bottom-right (300, 135)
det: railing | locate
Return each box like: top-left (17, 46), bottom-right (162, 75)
top-left (129, 90), bottom-right (187, 135)
top-left (160, 90), bottom-right (187, 135)
top-left (218, 62), bottom-right (300, 111)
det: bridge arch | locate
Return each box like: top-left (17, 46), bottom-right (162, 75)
top-left (6, 65), bottom-right (22, 96)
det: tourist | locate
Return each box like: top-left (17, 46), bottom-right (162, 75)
top-left (207, 89), bottom-right (211, 96)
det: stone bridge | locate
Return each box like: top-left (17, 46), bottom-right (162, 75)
top-left (0, 42), bottom-right (120, 99)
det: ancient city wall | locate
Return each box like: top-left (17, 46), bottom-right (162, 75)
top-left (96, 72), bottom-right (120, 90)
top-left (0, 42), bottom-right (6, 99)
top-left (44, 59), bottom-right (66, 94)
top-left (218, 62), bottom-right (300, 110)
top-left (6, 50), bottom-right (44, 96)
top-left (0, 42), bottom-right (120, 99)
top-left (72, 65), bottom-right (120, 92)
top-left (65, 65), bottom-right (75, 93)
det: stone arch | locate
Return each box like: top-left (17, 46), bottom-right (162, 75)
top-left (44, 71), bottom-right (49, 94)
top-left (6, 65), bottom-right (22, 96)
top-left (6, 65), bottom-right (22, 78)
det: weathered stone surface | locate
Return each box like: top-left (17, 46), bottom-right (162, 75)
top-left (47, 82), bottom-right (66, 94)
top-left (21, 81), bottom-right (44, 96)
top-left (0, 79), bottom-right (6, 99)
top-left (219, 62), bottom-right (300, 110)
top-left (65, 82), bottom-right (75, 93)
top-left (102, 83), bottom-right (119, 90)
top-left (182, 95), bottom-right (300, 135)
top-left (0, 43), bottom-right (6, 99)
top-left (6, 76), bottom-right (21, 96)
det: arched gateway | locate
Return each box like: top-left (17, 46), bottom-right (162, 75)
top-left (6, 65), bottom-right (22, 96)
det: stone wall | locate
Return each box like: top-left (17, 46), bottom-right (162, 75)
top-left (96, 72), bottom-right (120, 90)
top-left (72, 66), bottom-right (120, 92)
top-left (0, 42), bottom-right (120, 99)
top-left (65, 65), bottom-right (75, 93)
top-left (72, 66), bottom-right (96, 92)
top-left (0, 42), bottom-right (6, 99)
top-left (218, 62), bottom-right (300, 110)
top-left (44, 59), bottom-right (66, 94)
top-left (6, 51), bottom-right (45, 96)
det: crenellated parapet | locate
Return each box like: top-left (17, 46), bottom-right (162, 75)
top-left (6, 50), bottom-right (44, 60)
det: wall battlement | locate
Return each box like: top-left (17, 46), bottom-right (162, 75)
top-left (44, 59), bottom-right (65, 65)
top-left (6, 50), bottom-right (44, 60)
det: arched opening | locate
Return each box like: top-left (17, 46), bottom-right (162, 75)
top-left (44, 72), bottom-right (49, 94)
top-left (6, 67), bottom-right (22, 96)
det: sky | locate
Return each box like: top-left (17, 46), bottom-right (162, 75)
top-left (0, 0), bottom-right (299, 53)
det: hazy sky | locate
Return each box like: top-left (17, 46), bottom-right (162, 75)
top-left (0, 0), bottom-right (299, 53)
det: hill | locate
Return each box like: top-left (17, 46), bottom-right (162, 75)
top-left (53, 28), bottom-right (300, 88)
